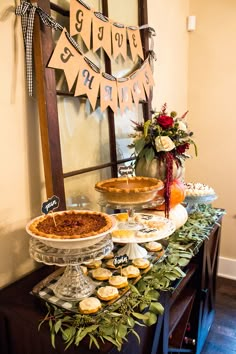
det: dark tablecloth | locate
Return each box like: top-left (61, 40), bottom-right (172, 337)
top-left (0, 266), bottom-right (155, 354)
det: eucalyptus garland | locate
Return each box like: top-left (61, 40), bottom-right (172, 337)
top-left (39, 206), bottom-right (224, 351)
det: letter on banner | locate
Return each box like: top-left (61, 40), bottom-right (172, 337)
top-left (70, 0), bottom-right (92, 50)
top-left (74, 59), bottom-right (100, 110)
top-left (48, 28), bottom-right (81, 91)
top-left (100, 76), bottom-right (118, 113)
top-left (140, 60), bottom-right (155, 98)
top-left (130, 70), bottom-right (146, 106)
top-left (117, 78), bottom-right (133, 113)
top-left (112, 25), bottom-right (127, 60)
top-left (93, 15), bottom-right (112, 59)
top-left (127, 27), bottom-right (144, 62)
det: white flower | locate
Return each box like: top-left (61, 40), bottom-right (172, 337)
top-left (155, 136), bottom-right (175, 152)
top-left (177, 120), bottom-right (187, 132)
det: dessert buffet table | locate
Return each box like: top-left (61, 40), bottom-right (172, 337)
top-left (0, 206), bottom-right (224, 354)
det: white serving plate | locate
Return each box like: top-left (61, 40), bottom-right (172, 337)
top-left (26, 211), bottom-right (117, 249)
top-left (112, 213), bottom-right (176, 244)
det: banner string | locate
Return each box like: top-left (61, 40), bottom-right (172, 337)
top-left (15, 0), bottom-right (156, 97)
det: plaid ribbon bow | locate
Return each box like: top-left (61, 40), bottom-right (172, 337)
top-left (15, 0), bottom-right (63, 96)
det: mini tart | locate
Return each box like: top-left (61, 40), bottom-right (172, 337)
top-left (79, 297), bottom-right (102, 314)
top-left (132, 258), bottom-right (150, 269)
top-left (145, 241), bottom-right (163, 252)
top-left (28, 210), bottom-right (113, 239)
top-left (105, 258), bottom-right (118, 269)
top-left (86, 259), bottom-right (102, 269)
top-left (114, 213), bottom-right (128, 222)
top-left (91, 267), bottom-right (112, 281)
top-left (103, 251), bottom-right (114, 260)
top-left (112, 229), bottom-right (135, 238)
top-left (144, 220), bottom-right (166, 230)
top-left (95, 177), bottom-right (163, 204)
top-left (136, 228), bottom-right (159, 238)
top-left (97, 286), bottom-right (119, 301)
top-left (80, 265), bottom-right (88, 275)
top-left (108, 275), bottom-right (128, 288)
top-left (121, 265), bottom-right (140, 278)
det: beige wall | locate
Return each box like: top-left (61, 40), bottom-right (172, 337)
top-left (187, 0), bottom-right (236, 260)
top-left (0, 0), bottom-right (45, 288)
top-left (0, 0), bottom-right (235, 288)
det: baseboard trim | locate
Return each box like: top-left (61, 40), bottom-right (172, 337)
top-left (218, 256), bottom-right (236, 280)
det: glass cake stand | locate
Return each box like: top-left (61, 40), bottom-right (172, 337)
top-left (184, 194), bottom-right (218, 214)
top-left (29, 234), bottom-right (113, 301)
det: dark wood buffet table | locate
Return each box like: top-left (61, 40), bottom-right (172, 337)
top-left (0, 208), bottom-right (224, 354)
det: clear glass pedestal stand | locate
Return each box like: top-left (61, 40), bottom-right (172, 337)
top-left (184, 194), bottom-right (218, 214)
top-left (29, 235), bottom-right (113, 301)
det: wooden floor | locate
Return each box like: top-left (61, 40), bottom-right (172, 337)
top-left (202, 277), bottom-right (236, 354)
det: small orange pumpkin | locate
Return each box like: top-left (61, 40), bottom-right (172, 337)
top-left (155, 179), bottom-right (185, 210)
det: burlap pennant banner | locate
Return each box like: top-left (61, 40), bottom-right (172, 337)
top-left (70, 0), bottom-right (145, 61)
top-left (48, 28), bottom-right (154, 113)
top-left (48, 28), bottom-right (81, 91)
top-left (112, 24), bottom-right (127, 61)
top-left (74, 59), bottom-right (101, 110)
top-left (127, 26), bottom-right (144, 62)
top-left (100, 74), bottom-right (118, 113)
top-left (70, 0), bottom-right (92, 50)
top-left (117, 78), bottom-right (133, 113)
top-left (92, 13), bottom-right (112, 59)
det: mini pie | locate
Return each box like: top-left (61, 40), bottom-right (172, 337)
top-left (112, 229), bottom-right (136, 238)
top-left (121, 265), bottom-right (140, 278)
top-left (97, 286), bottom-right (119, 301)
top-left (80, 265), bottom-right (88, 275)
top-left (132, 258), bottom-right (150, 269)
top-left (79, 297), bottom-right (102, 314)
top-left (105, 258), bottom-right (118, 269)
top-left (103, 251), bottom-right (114, 260)
top-left (114, 213), bottom-right (128, 222)
top-left (91, 267), bottom-right (112, 281)
top-left (95, 177), bottom-right (163, 204)
top-left (145, 241), bottom-right (163, 252)
top-left (86, 260), bottom-right (102, 269)
top-left (136, 228), bottom-right (159, 238)
top-left (28, 210), bottom-right (113, 239)
top-left (108, 275), bottom-right (128, 288)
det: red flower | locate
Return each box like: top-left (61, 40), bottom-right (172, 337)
top-left (176, 143), bottom-right (190, 154)
top-left (156, 115), bottom-right (174, 129)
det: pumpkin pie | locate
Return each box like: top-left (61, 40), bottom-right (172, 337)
top-left (95, 177), bottom-right (163, 204)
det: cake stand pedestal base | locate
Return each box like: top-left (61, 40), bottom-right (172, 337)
top-left (117, 243), bottom-right (148, 260)
top-left (52, 264), bottom-right (96, 301)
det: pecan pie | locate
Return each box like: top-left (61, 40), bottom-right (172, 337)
top-left (28, 210), bottom-right (113, 239)
top-left (95, 176), bottom-right (163, 204)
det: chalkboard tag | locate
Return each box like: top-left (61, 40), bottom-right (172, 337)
top-left (118, 165), bottom-right (134, 177)
top-left (113, 254), bottom-right (129, 267)
top-left (42, 195), bottom-right (60, 214)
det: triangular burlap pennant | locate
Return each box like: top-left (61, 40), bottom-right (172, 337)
top-left (74, 59), bottom-right (101, 110)
top-left (100, 75), bottom-right (118, 113)
top-left (48, 28), bottom-right (81, 91)
top-left (92, 14), bottom-right (112, 59)
top-left (117, 78), bottom-right (133, 112)
top-left (70, 0), bottom-right (92, 50)
top-left (140, 60), bottom-right (155, 98)
top-left (112, 24), bottom-right (127, 60)
top-left (127, 26), bottom-right (144, 62)
top-left (130, 70), bottom-right (146, 106)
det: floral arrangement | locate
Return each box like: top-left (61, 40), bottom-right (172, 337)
top-left (129, 103), bottom-right (197, 214)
